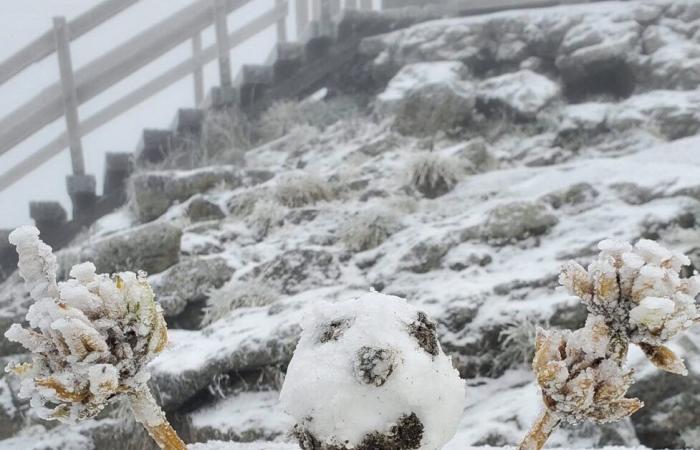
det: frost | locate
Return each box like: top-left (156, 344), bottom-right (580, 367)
top-left (202, 280), bottom-right (279, 326)
top-left (280, 292), bottom-right (465, 450)
top-left (3, 226), bottom-right (185, 449)
top-left (408, 153), bottom-right (463, 199)
top-left (274, 171), bottom-right (335, 208)
top-left (340, 208), bottom-right (402, 252)
top-left (520, 239), bottom-right (699, 450)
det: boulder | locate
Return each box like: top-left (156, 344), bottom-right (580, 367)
top-left (629, 365), bottom-right (700, 449)
top-left (131, 166), bottom-right (244, 222)
top-left (376, 61), bottom-right (469, 114)
top-left (59, 222), bottom-right (182, 276)
top-left (247, 250), bottom-right (341, 295)
top-left (393, 80), bottom-right (476, 137)
top-left (540, 182), bottom-right (599, 213)
top-left (150, 256), bottom-right (234, 329)
top-left (480, 201), bottom-right (558, 245)
top-left (607, 90), bottom-right (700, 140)
top-left (186, 195), bottom-right (226, 222)
top-left (477, 70), bottom-right (561, 119)
top-left (399, 238), bottom-right (453, 274)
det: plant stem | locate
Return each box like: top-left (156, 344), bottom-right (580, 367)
top-left (128, 385), bottom-right (187, 450)
top-left (518, 409), bottom-right (561, 450)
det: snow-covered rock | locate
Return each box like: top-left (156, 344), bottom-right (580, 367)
top-left (131, 166), bottom-right (244, 222)
top-left (477, 70), bottom-right (561, 119)
top-left (377, 61), bottom-right (469, 113)
top-left (150, 256), bottom-right (234, 328)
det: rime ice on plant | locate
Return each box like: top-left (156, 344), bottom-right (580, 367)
top-left (559, 238), bottom-right (699, 373)
top-left (533, 316), bottom-right (642, 424)
top-left (3, 226), bottom-right (185, 450)
top-left (280, 292), bottom-right (465, 450)
top-left (520, 239), bottom-right (700, 450)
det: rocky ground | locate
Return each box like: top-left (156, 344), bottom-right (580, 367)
top-left (1, 0), bottom-right (700, 449)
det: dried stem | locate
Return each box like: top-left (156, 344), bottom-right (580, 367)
top-left (518, 409), bottom-right (561, 450)
top-left (128, 386), bottom-right (187, 450)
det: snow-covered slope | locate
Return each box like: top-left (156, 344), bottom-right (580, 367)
top-left (1, 1), bottom-right (700, 449)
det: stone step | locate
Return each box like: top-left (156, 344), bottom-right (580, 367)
top-left (66, 174), bottom-right (97, 221)
top-left (171, 108), bottom-right (205, 137)
top-left (136, 129), bottom-right (174, 163)
top-left (272, 42), bottom-right (305, 83)
top-left (103, 152), bottom-right (134, 201)
top-left (203, 85), bottom-right (239, 110)
top-left (304, 20), bottom-right (335, 60)
top-left (239, 64), bottom-right (275, 107)
top-left (0, 229), bottom-right (16, 283)
top-left (29, 201), bottom-right (68, 247)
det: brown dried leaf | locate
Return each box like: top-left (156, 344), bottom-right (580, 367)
top-left (638, 343), bottom-right (688, 376)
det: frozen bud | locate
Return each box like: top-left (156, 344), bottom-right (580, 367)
top-left (3, 228), bottom-right (169, 424)
top-left (637, 343), bottom-right (688, 376)
top-left (559, 239), bottom-right (698, 347)
top-left (280, 292), bottom-right (464, 450)
top-left (532, 317), bottom-right (642, 424)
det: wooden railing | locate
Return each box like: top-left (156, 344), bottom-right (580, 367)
top-left (0, 0), bottom-right (380, 195)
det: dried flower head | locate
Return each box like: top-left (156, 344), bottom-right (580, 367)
top-left (559, 239), bottom-right (699, 373)
top-left (3, 226), bottom-right (184, 449)
top-left (533, 316), bottom-right (643, 424)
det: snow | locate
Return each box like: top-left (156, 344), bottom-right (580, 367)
top-left (377, 61), bottom-right (467, 106)
top-left (279, 292), bottom-right (465, 450)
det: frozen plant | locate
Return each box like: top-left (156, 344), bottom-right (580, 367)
top-left (274, 171), bottom-right (335, 208)
top-left (245, 199), bottom-right (287, 241)
top-left (3, 226), bottom-right (186, 450)
top-left (407, 153), bottom-right (462, 199)
top-left (280, 292), bottom-right (465, 450)
top-left (494, 316), bottom-right (542, 372)
top-left (519, 239), bottom-right (700, 450)
top-left (202, 280), bottom-right (279, 326)
top-left (340, 208), bottom-right (402, 252)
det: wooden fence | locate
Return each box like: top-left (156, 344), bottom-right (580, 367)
top-left (0, 0), bottom-right (379, 195)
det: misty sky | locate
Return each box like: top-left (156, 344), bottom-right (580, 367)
top-left (0, 0), bottom-right (287, 228)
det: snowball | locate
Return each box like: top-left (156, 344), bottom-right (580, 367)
top-left (279, 292), bottom-right (465, 450)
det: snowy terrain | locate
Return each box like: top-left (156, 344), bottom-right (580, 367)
top-left (1, 0), bottom-right (700, 449)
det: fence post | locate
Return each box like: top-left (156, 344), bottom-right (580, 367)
top-left (360, 0), bottom-right (372, 10)
top-left (346, 0), bottom-right (358, 9)
top-left (192, 33), bottom-right (205, 106)
top-left (311, 0), bottom-right (322, 19)
top-left (52, 17), bottom-right (85, 176)
top-left (296, 0), bottom-right (309, 39)
top-left (328, 0), bottom-right (341, 16)
top-left (276, 0), bottom-right (288, 43)
top-left (213, 0), bottom-right (232, 88)
top-left (319, 0), bottom-right (332, 33)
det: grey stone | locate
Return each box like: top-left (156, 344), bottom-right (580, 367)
top-left (394, 81), bottom-right (476, 137)
top-left (248, 249), bottom-right (341, 295)
top-left (186, 196), bottom-right (225, 222)
top-left (480, 201), bottom-right (558, 245)
top-left (136, 129), bottom-right (174, 163)
top-left (77, 222), bottom-right (182, 275)
top-left (630, 366), bottom-right (700, 449)
top-left (131, 166), bottom-right (244, 222)
top-left (151, 256), bottom-right (233, 319)
top-left (477, 70), bottom-right (561, 120)
top-left (540, 182), bottom-right (599, 213)
top-left (399, 240), bottom-right (450, 274)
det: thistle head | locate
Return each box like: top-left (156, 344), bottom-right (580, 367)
top-left (559, 239), bottom-right (699, 373)
top-left (4, 226), bottom-right (168, 423)
top-left (533, 316), bottom-right (643, 424)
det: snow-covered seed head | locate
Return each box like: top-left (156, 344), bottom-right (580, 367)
top-left (559, 239), bottom-right (699, 373)
top-left (4, 226), bottom-right (168, 424)
top-left (533, 316), bottom-right (643, 424)
top-left (280, 292), bottom-right (465, 450)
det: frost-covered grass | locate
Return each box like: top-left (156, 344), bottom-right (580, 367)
top-left (408, 152), bottom-right (463, 199)
top-left (273, 171), bottom-right (335, 208)
top-left (202, 281), bottom-right (280, 326)
top-left (246, 199), bottom-right (287, 240)
top-left (340, 207), bottom-right (402, 252)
